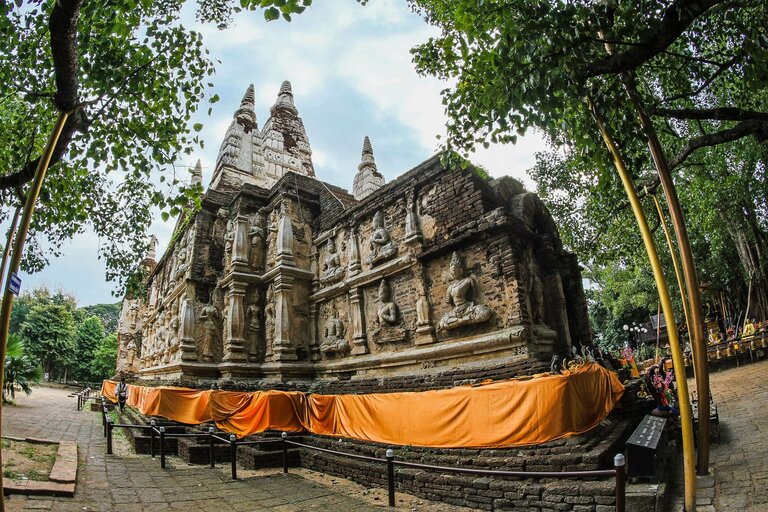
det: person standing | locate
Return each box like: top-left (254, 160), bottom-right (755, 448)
top-left (116, 377), bottom-right (129, 412)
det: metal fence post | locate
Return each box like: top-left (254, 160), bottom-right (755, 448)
top-left (614, 453), bottom-right (626, 512)
top-left (106, 419), bottom-right (113, 455)
top-left (229, 434), bottom-right (237, 480)
top-left (159, 427), bottom-right (166, 469)
top-left (386, 448), bottom-right (395, 507)
top-left (101, 404), bottom-right (107, 437)
top-left (208, 427), bottom-right (215, 468)
top-left (282, 432), bottom-right (288, 474)
top-left (150, 420), bottom-right (156, 458)
top-left (77, 393), bottom-right (82, 411)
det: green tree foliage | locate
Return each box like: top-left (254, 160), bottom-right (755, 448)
top-left (91, 333), bottom-right (118, 381)
top-left (0, 1), bottom-right (220, 292)
top-left (77, 303), bottom-right (121, 333)
top-left (3, 334), bottom-right (42, 402)
top-left (408, 0), bottom-right (768, 338)
top-left (72, 316), bottom-right (105, 382)
top-left (19, 303), bottom-right (76, 380)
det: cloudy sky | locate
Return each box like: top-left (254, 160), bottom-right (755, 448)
top-left (20, 0), bottom-right (547, 306)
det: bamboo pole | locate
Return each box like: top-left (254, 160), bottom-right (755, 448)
top-left (651, 194), bottom-right (695, 377)
top-left (587, 97), bottom-right (697, 511)
top-left (618, 77), bottom-right (710, 475)
top-left (0, 111), bottom-right (70, 510)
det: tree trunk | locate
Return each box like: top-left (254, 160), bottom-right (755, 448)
top-left (724, 211), bottom-right (768, 320)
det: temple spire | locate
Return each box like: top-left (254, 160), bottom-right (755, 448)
top-left (146, 235), bottom-right (158, 261)
top-left (191, 159), bottom-right (203, 186)
top-left (235, 84), bottom-right (257, 125)
top-left (271, 80), bottom-right (297, 115)
top-left (353, 136), bottom-right (385, 200)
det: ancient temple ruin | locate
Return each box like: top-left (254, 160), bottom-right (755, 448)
top-left (115, 81), bottom-right (591, 386)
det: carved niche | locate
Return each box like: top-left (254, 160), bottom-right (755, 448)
top-left (320, 236), bottom-right (345, 285)
top-left (437, 251), bottom-right (493, 332)
top-left (366, 211), bottom-right (398, 266)
top-left (368, 278), bottom-right (406, 344)
top-left (320, 304), bottom-right (349, 356)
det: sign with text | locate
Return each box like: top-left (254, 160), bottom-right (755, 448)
top-left (7, 273), bottom-right (21, 296)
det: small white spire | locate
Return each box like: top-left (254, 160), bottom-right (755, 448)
top-left (353, 136), bottom-right (385, 200)
top-left (191, 159), bottom-right (203, 186)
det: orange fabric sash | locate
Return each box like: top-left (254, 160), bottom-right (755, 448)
top-left (101, 362), bottom-right (624, 448)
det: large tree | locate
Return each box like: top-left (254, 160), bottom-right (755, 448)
top-left (18, 303), bottom-right (76, 379)
top-left (409, 0), bottom-right (768, 322)
top-left (72, 315), bottom-right (105, 382)
top-left (0, 0), bottom-right (313, 293)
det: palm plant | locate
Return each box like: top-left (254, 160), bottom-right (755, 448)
top-left (3, 334), bottom-right (42, 402)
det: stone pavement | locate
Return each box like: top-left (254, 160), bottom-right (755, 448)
top-left (1, 386), bottom-right (385, 512)
top-left (671, 357), bottom-right (768, 512)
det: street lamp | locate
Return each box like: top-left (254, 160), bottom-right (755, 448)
top-left (623, 323), bottom-right (649, 358)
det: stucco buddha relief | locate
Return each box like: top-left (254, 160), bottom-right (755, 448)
top-left (165, 300), bottom-right (181, 363)
top-left (366, 211), bottom-right (398, 266)
top-left (249, 210), bottom-right (266, 271)
top-left (199, 294), bottom-right (221, 362)
top-left (321, 304), bottom-right (349, 356)
top-left (369, 279), bottom-right (406, 344)
top-left (437, 251), bottom-right (493, 332)
top-left (246, 289), bottom-right (263, 362)
top-left (521, 249), bottom-right (545, 325)
top-left (320, 236), bottom-right (345, 285)
top-left (264, 285), bottom-right (275, 360)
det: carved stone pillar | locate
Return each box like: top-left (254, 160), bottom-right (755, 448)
top-left (272, 274), bottom-right (297, 361)
top-left (179, 297), bottom-right (198, 361)
top-left (348, 228), bottom-right (361, 275)
top-left (309, 303), bottom-right (320, 361)
top-left (232, 216), bottom-right (250, 265)
top-left (275, 207), bottom-right (294, 267)
top-left (310, 250), bottom-right (319, 291)
top-left (223, 282), bottom-right (247, 362)
top-left (349, 287), bottom-right (368, 355)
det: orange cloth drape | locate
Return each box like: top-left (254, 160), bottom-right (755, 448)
top-left (101, 362), bottom-right (623, 448)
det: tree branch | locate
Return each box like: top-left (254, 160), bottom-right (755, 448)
top-left (658, 52), bottom-right (744, 104)
top-left (585, 0), bottom-right (726, 77)
top-left (0, 0), bottom-right (85, 191)
top-left (669, 119), bottom-right (768, 169)
top-left (650, 107), bottom-right (768, 121)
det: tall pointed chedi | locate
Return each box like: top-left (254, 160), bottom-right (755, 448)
top-left (352, 136), bottom-right (385, 200)
top-left (210, 84), bottom-right (260, 190)
top-left (260, 80), bottom-right (315, 183)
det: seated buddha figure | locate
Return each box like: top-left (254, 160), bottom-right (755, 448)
top-left (366, 211), bottom-right (398, 266)
top-left (437, 252), bottom-right (493, 332)
top-left (320, 237), bottom-right (345, 285)
top-left (320, 306), bottom-right (349, 355)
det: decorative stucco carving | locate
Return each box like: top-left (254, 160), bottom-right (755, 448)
top-left (437, 252), bottom-right (493, 332)
top-left (264, 285), bottom-right (275, 360)
top-left (246, 290), bottom-right (262, 362)
top-left (366, 211), bottom-right (398, 266)
top-left (199, 299), bottom-right (220, 362)
top-left (320, 236), bottom-right (345, 285)
top-left (369, 279), bottom-right (406, 344)
top-left (249, 210), bottom-right (265, 271)
top-left (321, 305), bottom-right (349, 356)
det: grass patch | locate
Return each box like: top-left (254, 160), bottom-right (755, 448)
top-left (1, 439), bottom-right (57, 481)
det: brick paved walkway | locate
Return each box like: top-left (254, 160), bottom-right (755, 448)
top-left (670, 357), bottom-right (768, 511)
top-left (1, 386), bottom-right (384, 512)
top-left (706, 358), bottom-right (768, 511)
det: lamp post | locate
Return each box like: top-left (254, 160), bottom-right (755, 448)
top-left (623, 323), bottom-right (649, 360)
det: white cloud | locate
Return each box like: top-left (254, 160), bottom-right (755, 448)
top-left (27, 0), bottom-right (550, 305)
